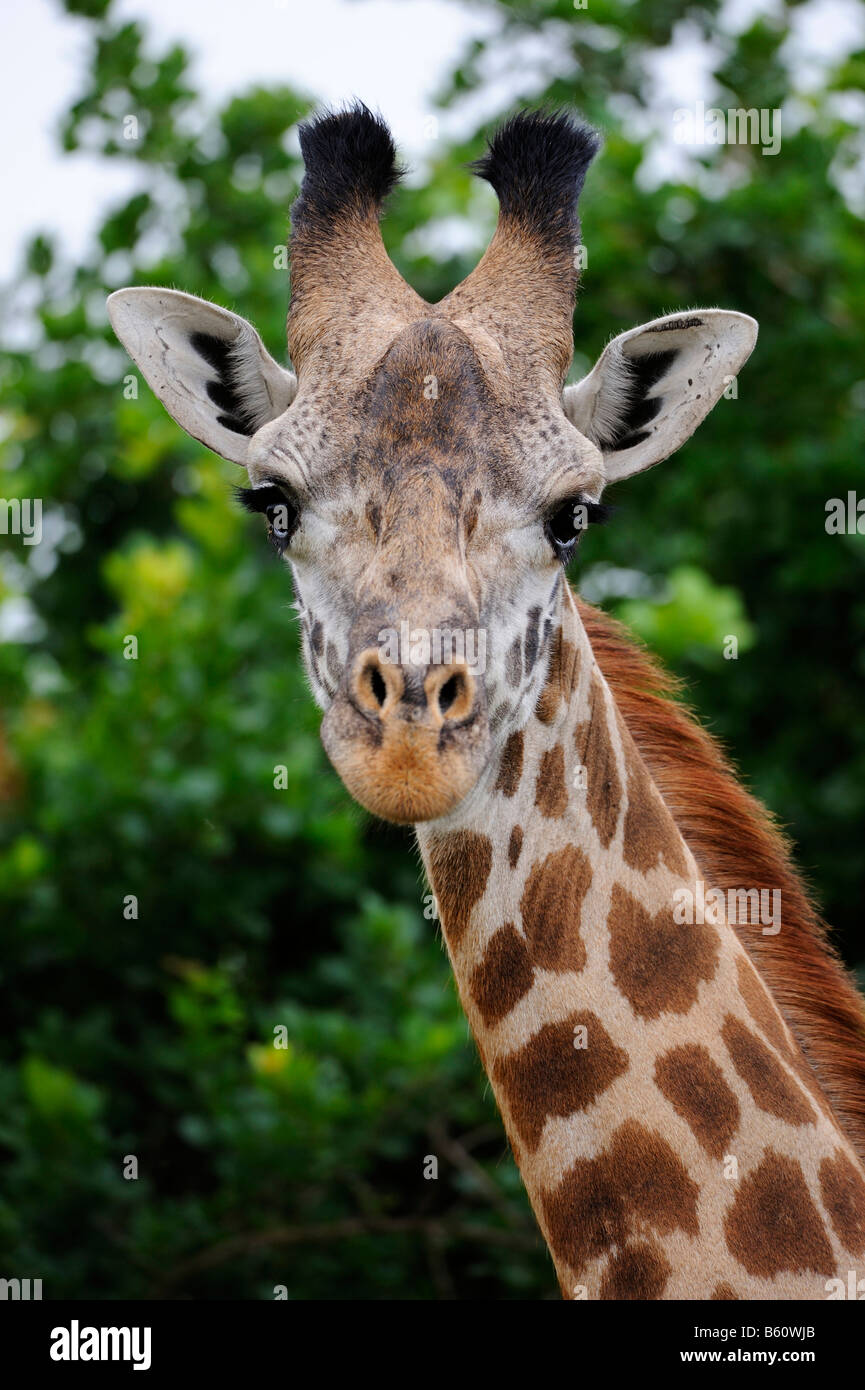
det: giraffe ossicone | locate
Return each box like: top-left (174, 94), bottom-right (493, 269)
top-left (109, 103), bottom-right (865, 1300)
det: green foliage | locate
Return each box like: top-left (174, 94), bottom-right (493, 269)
top-left (1, 0), bottom-right (863, 1298)
top-left (616, 566), bottom-right (755, 668)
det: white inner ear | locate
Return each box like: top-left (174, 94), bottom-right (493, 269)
top-left (107, 287), bottom-right (297, 466)
top-left (563, 310), bottom-right (758, 483)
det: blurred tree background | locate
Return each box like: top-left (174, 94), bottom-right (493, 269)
top-left (1, 0), bottom-right (864, 1298)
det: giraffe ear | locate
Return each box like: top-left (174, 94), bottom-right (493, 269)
top-left (107, 287), bottom-right (297, 465)
top-left (563, 310), bottom-right (758, 483)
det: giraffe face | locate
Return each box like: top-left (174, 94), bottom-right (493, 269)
top-left (245, 315), bottom-right (605, 823)
top-left (107, 108), bottom-right (758, 826)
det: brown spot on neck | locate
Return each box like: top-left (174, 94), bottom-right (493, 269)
top-left (469, 923), bottom-right (535, 1026)
top-left (494, 1010), bottom-right (628, 1150)
top-left (735, 954), bottom-right (836, 1122)
top-left (520, 844), bottom-right (592, 974)
top-left (735, 954), bottom-right (792, 1056)
top-left (535, 626), bottom-right (579, 723)
top-left (724, 1150), bottom-right (835, 1278)
top-left (818, 1149), bottom-right (865, 1257)
top-left (427, 830), bottom-right (493, 948)
top-left (535, 744), bottom-right (568, 818)
top-left (542, 1119), bottom-right (700, 1276)
top-left (493, 729), bottom-right (524, 798)
top-left (621, 737), bottom-right (688, 878)
top-left (573, 670), bottom-right (622, 849)
top-left (507, 824), bottom-right (523, 868)
top-left (599, 1240), bottom-right (672, 1300)
top-left (722, 1014), bottom-right (816, 1126)
top-left (654, 1043), bottom-right (740, 1159)
top-left (607, 883), bottom-right (719, 1020)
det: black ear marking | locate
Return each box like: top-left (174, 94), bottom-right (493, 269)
top-left (189, 330), bottom-right (254, 436)
top-left (205, 378), bottom-right (241, 414)
top-left (190, 331), bottom-right (232, 375)
top-left (609, 349), bottom-right (677, 452)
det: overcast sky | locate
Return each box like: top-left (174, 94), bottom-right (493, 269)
top-left (1, 0), bottom-right (862, 272)
top-left (0, 0), bottom-right (499, 269)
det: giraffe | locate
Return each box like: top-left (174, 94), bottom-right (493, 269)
top-left (107, 105), bottom-right (865, 1299)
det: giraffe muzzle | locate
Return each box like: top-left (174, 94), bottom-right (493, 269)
top-left (320, 645), bottom-right (489, 824)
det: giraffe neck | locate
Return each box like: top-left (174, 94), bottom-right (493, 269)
top-left (417, 587), bottom-right (865, 1300)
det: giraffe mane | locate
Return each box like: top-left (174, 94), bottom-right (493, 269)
top-left (578, 594), bottom-right (865, 1165)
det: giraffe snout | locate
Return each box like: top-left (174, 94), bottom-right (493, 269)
top-left (320, 637), bottom-right (489, 825)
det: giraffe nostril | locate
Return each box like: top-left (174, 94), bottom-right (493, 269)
top-left (352, 649), bottom-right (402, 718)
top-left (369, 665), bottom-right (388, 709)
top-left (438, 673), bottom-right (462, 716)
top-left (430, 665), bottom-right (476, 723)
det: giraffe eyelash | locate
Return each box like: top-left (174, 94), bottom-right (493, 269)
top-left (588, 500), bottom-right (613, 524)
top-left (568, 496), bottom-right (614, 526)
top-left (234, 482), bottom-right (300, 554)
top-left (233, 482), bottom-right (292, 515)
top-left (544, 495), bottom-right (614, 564)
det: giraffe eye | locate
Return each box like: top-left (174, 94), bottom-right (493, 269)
top-left (235, 482), bottom-right (299, 554)
top-left (544, 496), bottom-right (611, 563)
top-left (266, 503), bottom-right (293, 544)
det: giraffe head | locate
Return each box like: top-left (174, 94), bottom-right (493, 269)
top-left (108, 106), bottom-right (757, 825)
